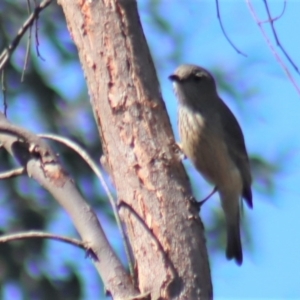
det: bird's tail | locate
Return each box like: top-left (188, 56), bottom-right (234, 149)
top-left (226, 217), bottom-right (243, 265)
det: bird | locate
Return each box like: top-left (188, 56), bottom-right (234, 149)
top-left (169, 64), bottom-right (252, 265)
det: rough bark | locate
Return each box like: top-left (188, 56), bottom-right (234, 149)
top-left (58, 0), bottom-right (212, 299)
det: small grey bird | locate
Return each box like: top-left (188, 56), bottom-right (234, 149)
top-left (169, 64), bottom-right (252, 265)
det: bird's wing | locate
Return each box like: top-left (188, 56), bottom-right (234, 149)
top-left (218, 99), bottom-right (253, 208)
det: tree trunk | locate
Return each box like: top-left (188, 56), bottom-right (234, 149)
top-left (58, 0), bottom-right (212, 299)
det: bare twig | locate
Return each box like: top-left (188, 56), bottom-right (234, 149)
top-left (262, 0), bottom-right (299, 75)
top-left (260, 0), bottom-right (286, 23)
top-left (1, 70), bottom-right (7, 115)
top-left (21, 0), bottom-right (33, 82)
top-left (0, 0), bottom-right (52, 71)
top-left (33, 2), bottom-right (46, 61)
top-left (0, 231), bottom-right (86, 250)
top-left (215, 0), bottom-right (247, 57)
top-left (0, 167), bottom-right (25, 179)
top-left (246, 0), bottom-right (300, 95)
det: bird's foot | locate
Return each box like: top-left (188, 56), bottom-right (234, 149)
top-left (196, 186), bottom-right (218, 209)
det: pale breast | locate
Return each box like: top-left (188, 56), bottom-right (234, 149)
top-left (178, 105), bottom-right (205, 156)
top-left (178, 105), bottom-right (238, 185)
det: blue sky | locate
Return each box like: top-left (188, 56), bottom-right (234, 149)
top-left (139, 1), bottom-right (300, 299)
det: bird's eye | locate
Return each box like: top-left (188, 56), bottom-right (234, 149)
top-left (193, 73), bottom-right (203, 81)
top-left (192, 71), bottom-right (209, 82)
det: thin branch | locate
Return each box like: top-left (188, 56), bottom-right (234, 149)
top-left (33, 1), bottom-right (46, 61)
top-left (38, 133), bottom-right (135, 279)
top-left (0, 112), bottom-right (57, 166)
top-left (0, 114), bottom-right (138, 298)
top-left (215, 0), bottom-right (247, 57)
top-left (21, 0), bottom-right (33, 82)
top-left (0, 0), bottom-right (52, 71)
top-left (260, 0), bottom-right (286, 23)
top-left (0, 167), bottom-right (25, 179)
top-left (246, 0), bottom-right (300, 95)
top-left (0, 231), bottom-right (86, 251)
top-left (1, 70), bottom-right (7, 115)
top-left (262, 0), bottom-right (299, 75)
top-left (39, 134), bottom-right (116, 210)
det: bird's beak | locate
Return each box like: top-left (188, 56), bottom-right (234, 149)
top-left (168, 74), bottom-right (179, 82)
